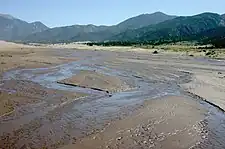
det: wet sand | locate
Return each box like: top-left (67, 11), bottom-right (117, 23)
top-left (57, 70), bottom-right (130, 93)
top-left (182, 71), bottom-right (225, 111)
top-left (61, 96), bottom-right (207, 149)
top-left (1, 42), bottom-right (225, 149)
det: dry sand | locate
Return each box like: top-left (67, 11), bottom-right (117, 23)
top-left (0, 41), bottom-right (79, 77)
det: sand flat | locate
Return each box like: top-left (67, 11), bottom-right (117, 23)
top-left (58, 70), bottom-right (130, 93)
top-left (182, 71), bottom-right (225, 110)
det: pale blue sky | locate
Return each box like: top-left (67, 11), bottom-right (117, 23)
top-left (1, 0), bottom-right (225, 27)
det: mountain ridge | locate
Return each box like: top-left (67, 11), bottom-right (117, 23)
top-left (22, 12), bottom-right (176, 43)
top-left (1, 12), bottom-right (225, 43)
top-left (115, 12), bottom-right (177, 30)
top-left (0, 13), bottom-right (16, 20)
top-left (0, 14), bottom-right (49, 40)
top-left (111, 12), bottom-right (225, 42)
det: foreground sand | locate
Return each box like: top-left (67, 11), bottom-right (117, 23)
top-left (61, 96), bottom-right (206, 149)
top-left (0, 41), bottom-right (225, 148)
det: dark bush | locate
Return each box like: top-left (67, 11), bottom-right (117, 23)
top-left (205, 50), bottom-right (216, 56)
top-left (153, 50), bottom-right (158, 54)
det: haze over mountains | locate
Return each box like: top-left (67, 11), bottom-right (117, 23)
top-left (0, 12), bottom-right (225, 44)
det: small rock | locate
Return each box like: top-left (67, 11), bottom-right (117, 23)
top-left (219, 76), bottom-right (225, 79)
top-left (72, 137), bottom-right (77, 144)
top-left (218, 72), bottom-right (222, 75)
top-left (117, 137), bottom-right (122, 141)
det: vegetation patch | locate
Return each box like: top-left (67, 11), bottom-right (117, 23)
top-left (152, 50), bottom-right (158, 54)
top-left (205, 50), bottom-right (216, 56)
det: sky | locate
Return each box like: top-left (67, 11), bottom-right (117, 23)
top-left (1, 0), bottom-right (225, 27)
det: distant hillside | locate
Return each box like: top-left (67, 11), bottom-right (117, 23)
top-left (192, 26), bottom-right (225, 39)
top-left (112, 13), bottom-right (225, 42)
top-left (24, 12), bottom-right (176, 43)
top-left (222, 14), bottom-right (225, 19)
top-left (24, 24), bottom-right (109, 43)
top-left (0, 14), bottom-right (48, 40)
top-left (30, 21), bottom-right (49, 33)
top-left (115, 12), bottom-right (177, 30)
top-left (193, 27), bottom-right (225, 47)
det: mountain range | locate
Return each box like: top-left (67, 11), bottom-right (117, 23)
top-left (0, 12), bottom-right (176, 43)
top-left (0, 12), bottom-right (225, 44)
top-left (113, 13), bottom-right (225, 41)
top-left (0, 14), bottom-right (48, 40)
top-left (23, 12), bottom-right (176, 43)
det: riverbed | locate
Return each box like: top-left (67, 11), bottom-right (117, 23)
top-left (1, 43), bottom-right (225, 149)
